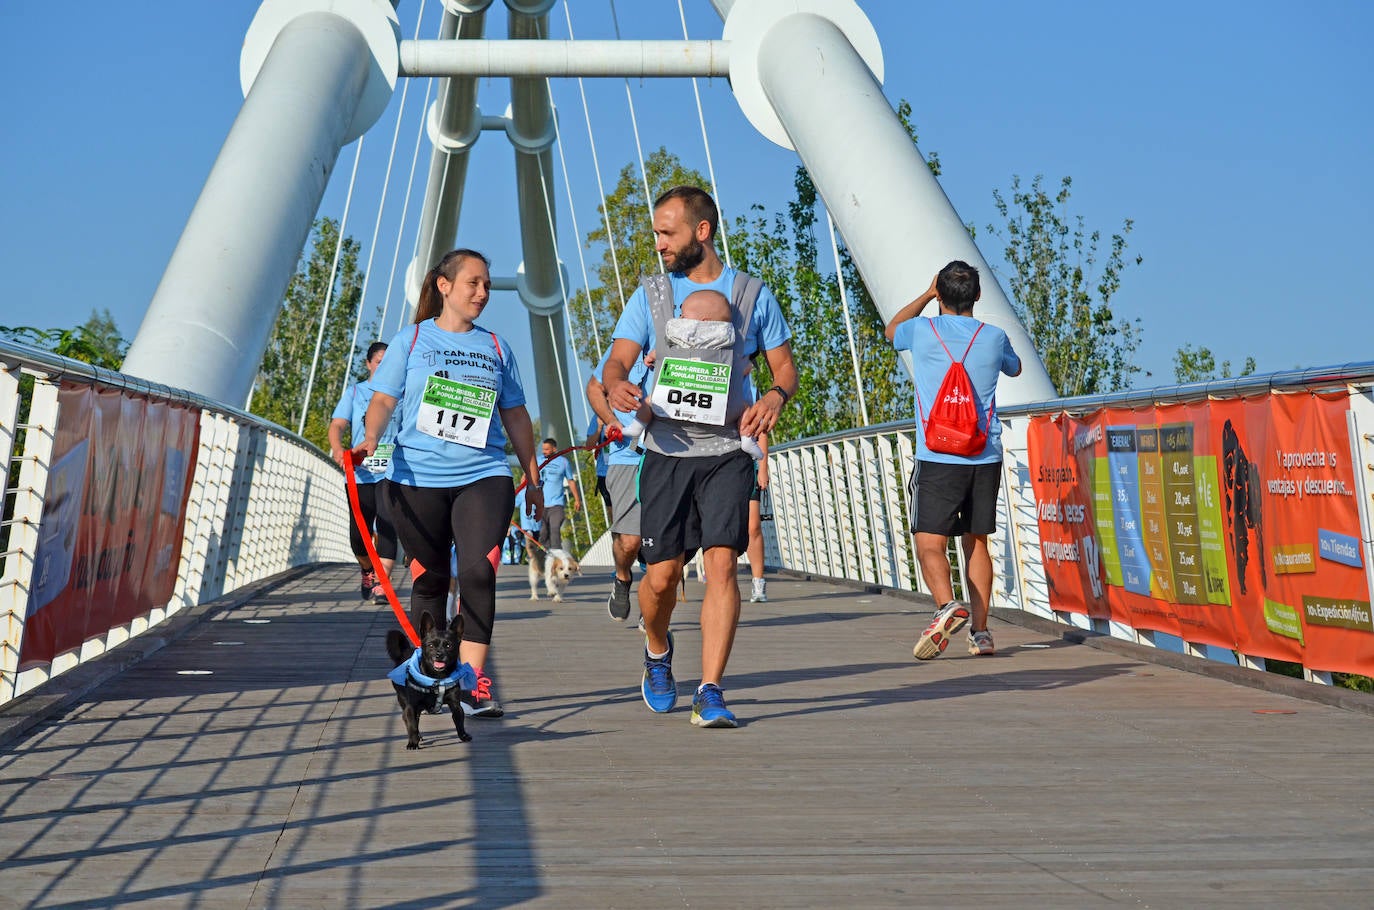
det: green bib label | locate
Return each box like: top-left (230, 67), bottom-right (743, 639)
top-left (417, 375), bottom-right (497, 448)
top-left (650, 357), bottom-right (731, 426)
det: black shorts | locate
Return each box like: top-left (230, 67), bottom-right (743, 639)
top-left (908, 459), bottom-right (1002, 537)
top-left (638, 449), bottom-right (754, 563)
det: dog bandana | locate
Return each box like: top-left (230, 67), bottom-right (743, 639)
top-left (387, 649), bottom-right (477, 713)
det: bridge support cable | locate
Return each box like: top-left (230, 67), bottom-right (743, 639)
top-left (535, 139), bottom-right (612, 531)
top-left (299, 137), bottom-right (364, 436)
top-left (342, 0), bottom-right (432, 398)
top-left (562, 2), bottom-right (629, 314)
top-left (719, 2), bottom-right (1056, 405)
top-left (826, 207), bottom-right (870, 427)
top-left (549, 86), bottom-right (603, 363)
top-left (122, 1), bottom-right (401, 404)
top-left (379, 71), bottom-right (436, 339)
top-left (676, 0), bottom-right (732, 268)
top-left (607, 1), bottom-right (663, 273)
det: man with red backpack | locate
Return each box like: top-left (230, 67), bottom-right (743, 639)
top-left (885, 261), bottom-right (1022, 658)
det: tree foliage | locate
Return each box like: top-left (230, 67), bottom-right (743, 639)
top-left (0, 308), bottom-right (128, 369)
top-left (986, 175), bottom-right (1143, 397)
top-left (736, 100), bottom-right (935, 439)
top-left (567, 147), bottom-right (709, 366)
top-left (1173, 344), bottom-right (1256, 383)
top-left (248, 217), bottom-right (370, 451)
top-left (573, 104), bottom-right (942, 442)
top-left (729, 167), bottom-right (911, 439)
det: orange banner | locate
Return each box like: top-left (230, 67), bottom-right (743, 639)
top-left (1027, 392), bottom-right (1371, 675)
top-left (20, 386), bottom-right (200, 667)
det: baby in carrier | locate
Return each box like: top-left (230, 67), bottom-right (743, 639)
top-left (620, 288), bottom-right (764, 458)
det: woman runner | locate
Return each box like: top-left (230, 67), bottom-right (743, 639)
top-left (356, 249), bottom-right (543, 718)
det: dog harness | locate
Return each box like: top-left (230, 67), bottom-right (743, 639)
top-left (387, 649), bottom-right (477, 713)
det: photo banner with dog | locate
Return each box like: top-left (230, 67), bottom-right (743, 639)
top-left (19, 384), bottom-right (200, 667)
top-left (1026, 391), bottom-right (1372, 676)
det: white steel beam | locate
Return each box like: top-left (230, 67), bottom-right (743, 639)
top-left (723, 2), bottom-right (1058, 406)
top-left (123, 0), bottom-right (400, 404)
top-left (505, 0), bottom-right (576, 451)
top-left (405, 3), bottom-right (492, 310)
top-left (399, 39), bottom-right (729, 77)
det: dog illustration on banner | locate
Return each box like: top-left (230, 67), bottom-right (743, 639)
top-left (1222, 419), bottom-right (1266, 594)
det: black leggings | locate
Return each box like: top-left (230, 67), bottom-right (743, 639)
top-left (349, 480), bottom-right (398, 561)
top-left (387, 476), bottom-right (515, 645)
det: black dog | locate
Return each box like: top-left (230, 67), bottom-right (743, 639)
top-left (385, 612), bottom-right (473, 749)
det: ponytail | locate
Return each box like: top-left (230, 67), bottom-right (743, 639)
top-left (414, 248), bottom-right (491, 324)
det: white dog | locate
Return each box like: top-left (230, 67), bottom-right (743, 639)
top-left (529, 548), bottom-right (581, 602)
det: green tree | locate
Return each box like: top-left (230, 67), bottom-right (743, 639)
top-left (568, 147), bottom-right (712, 366)
top-left (729, 167), bottom-right (912, 440)
top-left (731, 101), bottom-right (936, 439)
top-left (1173, 344), bottom-right (1256, 383)
top-left (248, 217), bottom-right (369, 451)
top-left (986, 175), bottom-right (1143, 397)
top-left (0, 308), bottom-right (128, 369)
top-left (575, 103), bottom-right (939, 442)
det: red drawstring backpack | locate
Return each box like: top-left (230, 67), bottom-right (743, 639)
top-left (916, 321), bottom-right (990, 457)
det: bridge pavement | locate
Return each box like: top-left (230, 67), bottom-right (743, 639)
top-left (2, 563), bottom-right (1373, 909)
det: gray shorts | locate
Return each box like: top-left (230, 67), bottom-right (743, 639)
top-left (606, 463), bottom-right (641, 536)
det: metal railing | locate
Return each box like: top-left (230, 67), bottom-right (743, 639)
top-left (764, 362), bottom-right (1374, 685)
top-left (7, 337), bottom-right (1374, 705)
top-left (0, 340), bottom-right (352, 705)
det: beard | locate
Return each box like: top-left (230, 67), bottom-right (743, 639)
top-left (665, 236), bottom-right (705, 275)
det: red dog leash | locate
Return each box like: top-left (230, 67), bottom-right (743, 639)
top-left (344, 425), bottom-right (623, 647)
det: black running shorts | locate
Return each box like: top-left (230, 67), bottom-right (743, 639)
top-left (908, 459), bottom-right (1003, 537)
top-left (638, 449), bottom-right (755, 563)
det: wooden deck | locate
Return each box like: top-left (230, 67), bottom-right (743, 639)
top-left (3, 563), bottom-right (1373, 909)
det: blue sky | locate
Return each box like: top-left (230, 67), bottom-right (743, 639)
top-left (3, 1), bottom-right (1371, 414)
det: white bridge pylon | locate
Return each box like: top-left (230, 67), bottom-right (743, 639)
top-left (121, 0), bottom-right (1055, 446)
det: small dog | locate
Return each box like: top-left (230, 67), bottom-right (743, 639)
top-left (528, 547), bottom-right (581, 602)
top-left (385, 611), bottom-right (473, 749)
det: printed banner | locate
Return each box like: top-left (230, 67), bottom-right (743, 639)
top-left (1027, 392), bottom-right (1371, 675)
top-left (19, 385), bottom-right (200, 667)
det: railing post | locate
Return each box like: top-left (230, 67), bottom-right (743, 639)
top-left (0, 377), bottom-right (59, 701)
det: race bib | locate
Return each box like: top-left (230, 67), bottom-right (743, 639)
top-left (650, 357), bottom-right (730, 426)
top-left (416, 374), bottom-right (497, 447)
top-left (362, 443), bottom-right (393, 474)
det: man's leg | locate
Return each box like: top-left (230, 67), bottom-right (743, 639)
top-left (915, 531), bottom-right (955, 605)
top-left (961, 533), bottom-right (993, 631)
top-left (613, 533), bottom-right (641, 583)
top-left (639, 555), bottom-right (684, 655)
top-left (700, 545), bottom-right (743, 685)
top-left (543, 505), bottom-right (565, 552)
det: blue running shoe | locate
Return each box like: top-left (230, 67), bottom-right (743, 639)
top-left (641, 630), bottom-right (677, 713)
top-left (690, 683), bottom-right (737, 728)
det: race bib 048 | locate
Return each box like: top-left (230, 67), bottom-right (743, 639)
top-left (650, 357), bottom-right (730, 426)
top-left (416, 374), bottom-right (497, 447)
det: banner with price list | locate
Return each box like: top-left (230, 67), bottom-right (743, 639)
top-left (1027, 391), bottom-right (1372, 675)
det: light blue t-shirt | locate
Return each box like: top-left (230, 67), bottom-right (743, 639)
top-left (892, 314), bottom-right (1021, 464)
top-left (331, 379), bottom-right (400, 484)
top-left (370, 320), bottom-right (526, 487)
top-left (584, 413), bottom-right (608, 477)
top-left (539, 455), bottom-right (575, 507)
top-left (514, 488), bottom-right (540, 532)
top-left (611, 268), bottom-right (791, 363)
top-left (591, 346), bottom-right (652, 468)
